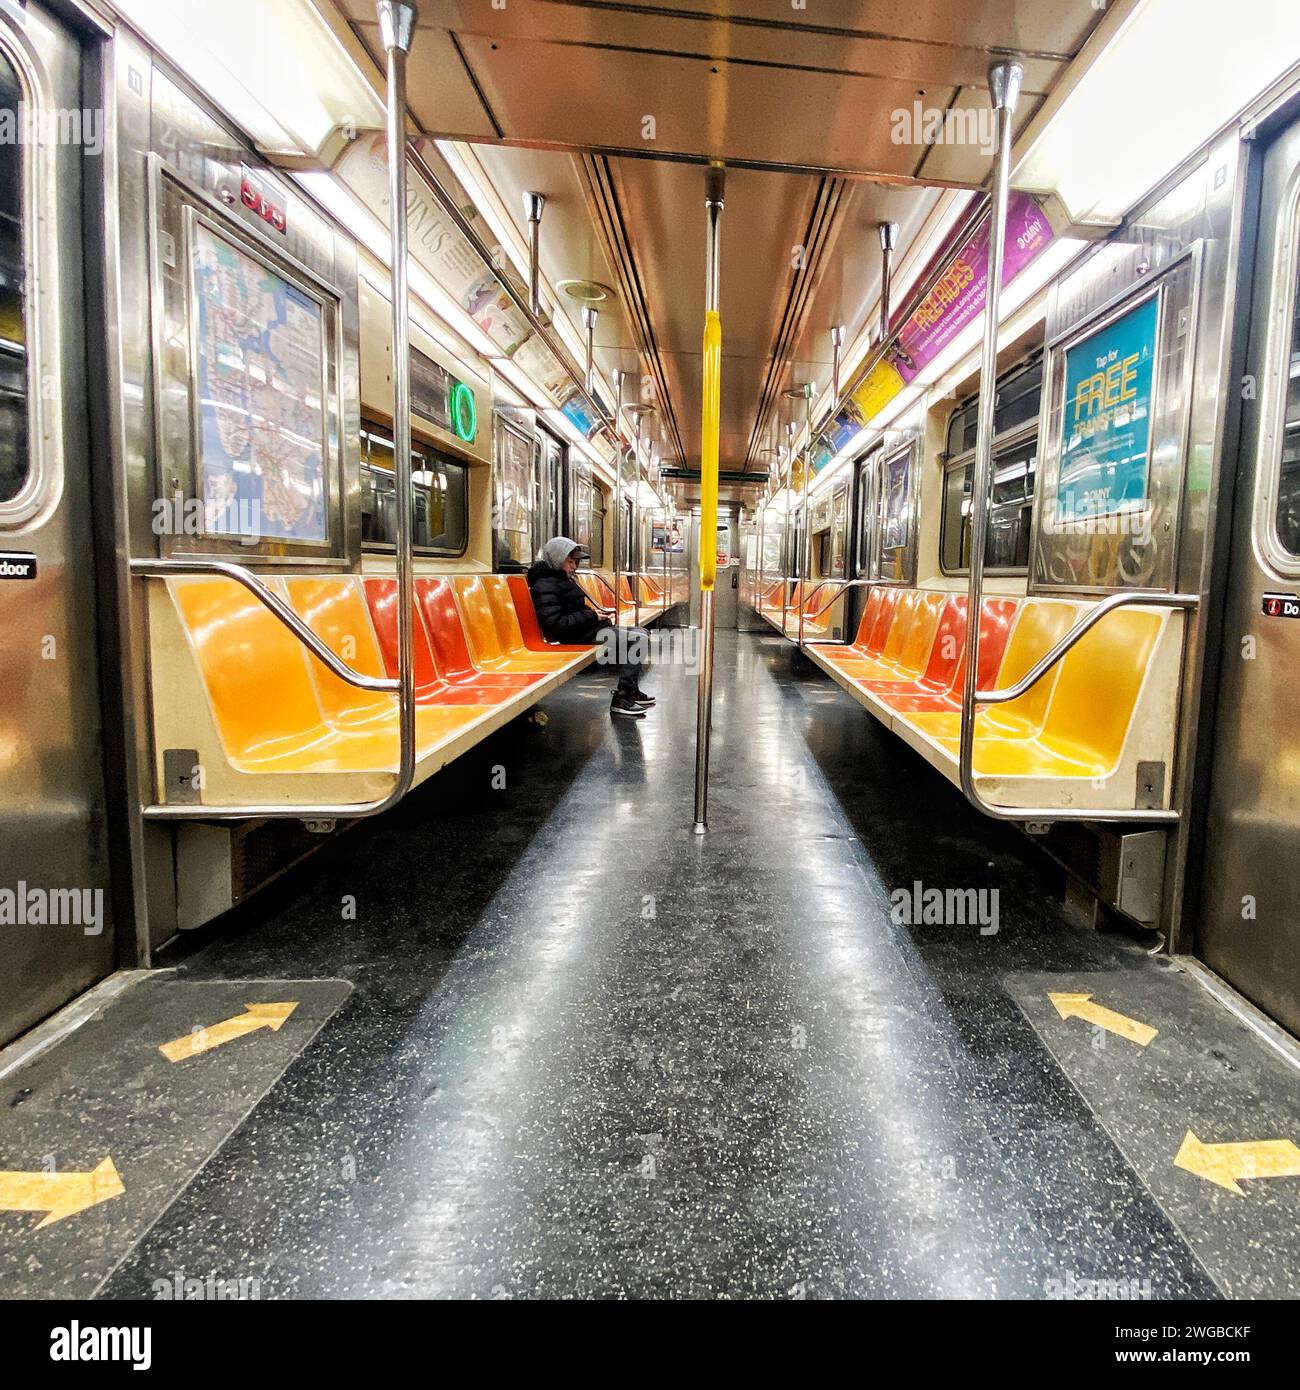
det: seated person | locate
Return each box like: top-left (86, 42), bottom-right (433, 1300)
top-left (527, 537), bottom-right (655, 719)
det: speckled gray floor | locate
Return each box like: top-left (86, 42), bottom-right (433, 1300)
top-left (51, 629), bottom-right (1258, 1297)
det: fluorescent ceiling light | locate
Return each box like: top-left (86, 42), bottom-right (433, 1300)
top-left (494, 358), bottom-right (551, 411)
top-left (1017, 0), bottom-right (1300, 223)
top-left (113, 0), bottom-right (382, 157)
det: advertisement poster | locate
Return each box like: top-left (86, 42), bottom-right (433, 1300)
top-left (337, 138), bottom-right (531, 357)
top-left (886, 192), bottom-right (1052, 384)
top-left (192, 221), bottom-right (328, 544)
top-left (652, 521), bottom-right (685, 553)
top-left (812, 194), bottom-right (1053, 475)
top-left (1057, 295), bottom-right (1158, 522)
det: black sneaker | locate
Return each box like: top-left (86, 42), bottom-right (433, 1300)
top-left (610, 694), bottom-right (646, 719)
top-left (629, 687), bottom-right (656, 707)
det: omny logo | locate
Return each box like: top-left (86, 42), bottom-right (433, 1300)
top-left (0, 883), bottom-right (104, 936)
top-left (890, 880), bottom-right (1000, 936)
top-left (890, 100), bottom-right (998, 156)
top-left (50, 1322), bottom-right (151, 1370)
top-left (596, 624), bottom-right (701, 673)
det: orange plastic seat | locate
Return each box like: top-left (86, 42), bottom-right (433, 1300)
top-left (415, 578), bottom-right (541, 696)
top-left (927, 607), bottom-right (1163, 777)
top-left (835, 591), bottom-right (945, 682)
top-left (283, 578), bottom-right (480, 755)
top-left (365, 578), bottom-right (504, 707)
top-left (819, 586), bottom-right (900, 666)
top-left (476, 576), bottom-right (580, 670)
top-left (170, 578), bottom-right (462, 775)
top-left (455, 576), bottom-right (571, 674)
top-left (878, 599), bottom-right (1019, 714)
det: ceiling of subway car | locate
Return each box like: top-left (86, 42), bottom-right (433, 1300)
top-left (326, 1), bottom-right (1112, 477)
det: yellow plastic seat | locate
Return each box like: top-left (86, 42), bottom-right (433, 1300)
top-left (904, 599), bottom-right (1078, 743)
top-left (479, 576), bottom-right (579, 670)
top-left (283, 577), bottom-right (483, 756)
top-left (929, 607), bottom-right (1164, 778)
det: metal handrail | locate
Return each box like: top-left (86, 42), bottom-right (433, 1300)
top-left (135, 1), bottom-right (420, 825)
top-left (133, 559), bottom-right (397, 693)
top-left (960, 60), bottom-right (1188, 827)
top-left (797, 578), bottom-right (855, 624)
top-left (973, 591), bottom-right (1198, 706)
top-left (799, 577), bottom-right (873, 640)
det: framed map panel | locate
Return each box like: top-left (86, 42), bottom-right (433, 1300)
top-left (190, 217), bottom-right (330, 545)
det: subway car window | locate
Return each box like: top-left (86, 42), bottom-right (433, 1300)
top-left (853, 452), bottom-right (874, 575)
top-left (872, 446), bottom-right (913, 581)
top-left (941, 355), bottom-right (1043, 573)
top-left (944, 353), bottom-right (1044, 459)
top-left (360, 423), bottom-right (467, 555)
top-left (1276, 250), bottom-right (1300, 557)
top-left (0, 51), bottom-right (26, 505)
top-left (495, 425), bottom-right (534, 566)
top-left (589, 482), bottom-right (606, 566)
top-left (941, 441), bottom-right (1038, 572)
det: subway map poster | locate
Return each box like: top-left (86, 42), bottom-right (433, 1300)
top-left (192, 222), bottom-right (329, 544)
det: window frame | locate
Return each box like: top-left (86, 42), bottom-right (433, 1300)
top-left (939, 351), bottom-right (1045, 578)
top-left (1256, 157), bottom-right (1300, 577)
top-left (358, 419), bottom-right (469, 559)
top-left (867, 436), bottom-right (920, 585)
top-left (0, 30), bottom-right (56, 527)
top-left (939, 420), bottom-right (1040, 577)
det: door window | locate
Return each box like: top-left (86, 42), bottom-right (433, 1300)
top-left (1275, 238), bottom-right (1300, 557)
top-left (0, 49), bottom-right (29, 506)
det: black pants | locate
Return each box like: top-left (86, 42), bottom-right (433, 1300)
top-left (595, 624), bottom-right (650, 696)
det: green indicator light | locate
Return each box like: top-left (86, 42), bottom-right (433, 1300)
top-left (451, 380), bottom-right (476, 442)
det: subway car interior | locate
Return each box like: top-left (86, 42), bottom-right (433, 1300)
top-left (2, 0), bottom-right (1300, 1323)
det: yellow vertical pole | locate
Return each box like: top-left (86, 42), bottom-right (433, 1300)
top-left (692, 164), bottom-right (724, 834)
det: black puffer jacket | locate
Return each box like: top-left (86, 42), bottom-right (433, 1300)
top-left (526, 560), bottom-right (606, 643)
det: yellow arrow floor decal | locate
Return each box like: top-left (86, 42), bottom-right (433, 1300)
top-left (1175, 1132), bottom-right (1300, 1196)
top-left (0, 1157), bottom-right (124, 1229)
top-left (1049, 992), bottom-right (1157, 1046)
top-left (159, 1001), bottom-right (298, 1062)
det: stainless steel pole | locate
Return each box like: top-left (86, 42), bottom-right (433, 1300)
top-left (524, 191), bottom-right (545, 316)
top-left (798, 390), bottom-right (814, 650)
top-left (779, 432), bottom-right (794, 633)
top-left (612, 369), bottom-right (625, 616)
top-left (831, 324), bottom-right (844, 401)
top-left (582, 305), bottom-right (597, 394)
top-left (878, 221), bottom-right (899, 341)
top-left (378, 1), bottom-right (416, 812)
top-left (692, 163), bottom-right (724, 834)
top-left (960, 61), bottom-right (1022, 814)
top-left (632, 411), bottom-right (643, 629)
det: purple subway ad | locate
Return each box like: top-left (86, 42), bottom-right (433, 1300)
top-left (885, 192), bottom-right (1054, 383)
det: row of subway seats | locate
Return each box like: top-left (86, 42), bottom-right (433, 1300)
top-left (147, 570), bottom-right (671, 807)
top-left (756, 579), bottom-right (1184, 812)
